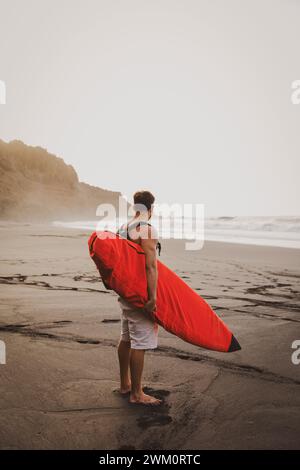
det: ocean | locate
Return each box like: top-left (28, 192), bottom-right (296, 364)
top-left (53, 216), bottom-right (300, 249)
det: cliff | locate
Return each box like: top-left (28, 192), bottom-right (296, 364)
top-left (0, 139), bottom-right (124, 221)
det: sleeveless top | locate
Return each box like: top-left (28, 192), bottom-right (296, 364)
top-left (117, 221), bottom-right (161, 256)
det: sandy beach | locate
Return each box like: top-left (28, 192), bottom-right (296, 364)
top-left (0, 222), bottom-right (300, 450)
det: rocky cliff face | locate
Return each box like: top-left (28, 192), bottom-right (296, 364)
top-left (0, 139), bottom-right (124, 221)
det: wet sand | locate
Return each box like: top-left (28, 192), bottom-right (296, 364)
top-left (0, 222), bottom-right (300, 449)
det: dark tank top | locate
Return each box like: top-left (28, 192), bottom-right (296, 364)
top-left (117, 221), bottom-right (161, 256)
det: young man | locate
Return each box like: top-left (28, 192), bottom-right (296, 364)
top-left (117, 190), bottom-right (161, 406)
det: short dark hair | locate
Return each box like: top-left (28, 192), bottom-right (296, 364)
top-left (133, 190), bottom-right (155, 211)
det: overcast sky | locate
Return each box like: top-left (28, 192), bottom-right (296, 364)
top-left (0, 0), bottom-right (299, 216)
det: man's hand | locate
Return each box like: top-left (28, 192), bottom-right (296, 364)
top-left (144, 298), bottom-right (157, 314)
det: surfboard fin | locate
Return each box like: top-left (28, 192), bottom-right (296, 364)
top-left (228, 334), bottom-right (241, 352)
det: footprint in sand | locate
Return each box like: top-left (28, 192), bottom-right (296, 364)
top-left (135, 388), bottom-right (172, 429)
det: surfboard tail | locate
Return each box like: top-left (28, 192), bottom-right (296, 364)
top-left (228, 334), bottom-right (242, 352)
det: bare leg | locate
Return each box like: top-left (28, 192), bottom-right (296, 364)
top-left (129, 349), bottom-right (161, 405)
top-left (117, 340), bottom-right (131, 394)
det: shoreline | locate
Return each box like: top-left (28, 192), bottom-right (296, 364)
top-left (1, 219), bottom-right (300, 252)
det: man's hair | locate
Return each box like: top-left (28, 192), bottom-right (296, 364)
top-left (133, 190), bottom-right (155, 211)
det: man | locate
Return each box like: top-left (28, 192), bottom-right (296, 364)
top-left (117, 190), bottom-right (161, 406)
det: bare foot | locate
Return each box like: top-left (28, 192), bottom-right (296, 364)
top-left (129, 391), bottom-right (162, 406)
top-left (114, 384), bottom-right (131, 396)
top-left (120, 383), bottom-right (131, 394)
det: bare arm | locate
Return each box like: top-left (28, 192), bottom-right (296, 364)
top-left (140, 228), bottom-right (158, 313)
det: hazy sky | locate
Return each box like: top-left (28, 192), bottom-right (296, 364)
top-left (0, 0), bottom-right (299, 215)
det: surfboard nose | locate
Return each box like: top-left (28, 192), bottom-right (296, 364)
top-left (228, 334), bottom-right (241, 352)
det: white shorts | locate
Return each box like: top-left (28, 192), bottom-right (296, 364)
top-left (118, 297), bottom-right (158, 350)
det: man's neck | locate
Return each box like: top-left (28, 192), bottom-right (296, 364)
top-left (134, 212), bottom-right (150, 223)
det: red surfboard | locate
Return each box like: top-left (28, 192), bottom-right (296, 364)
top-left (88, 231), bottom-right (241, 352)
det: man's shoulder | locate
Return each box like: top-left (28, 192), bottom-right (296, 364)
top-left (138, 222), bottom-right (158, 240)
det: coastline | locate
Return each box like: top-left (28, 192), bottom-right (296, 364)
top-left (0, 222), bottom-right (300, 449)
